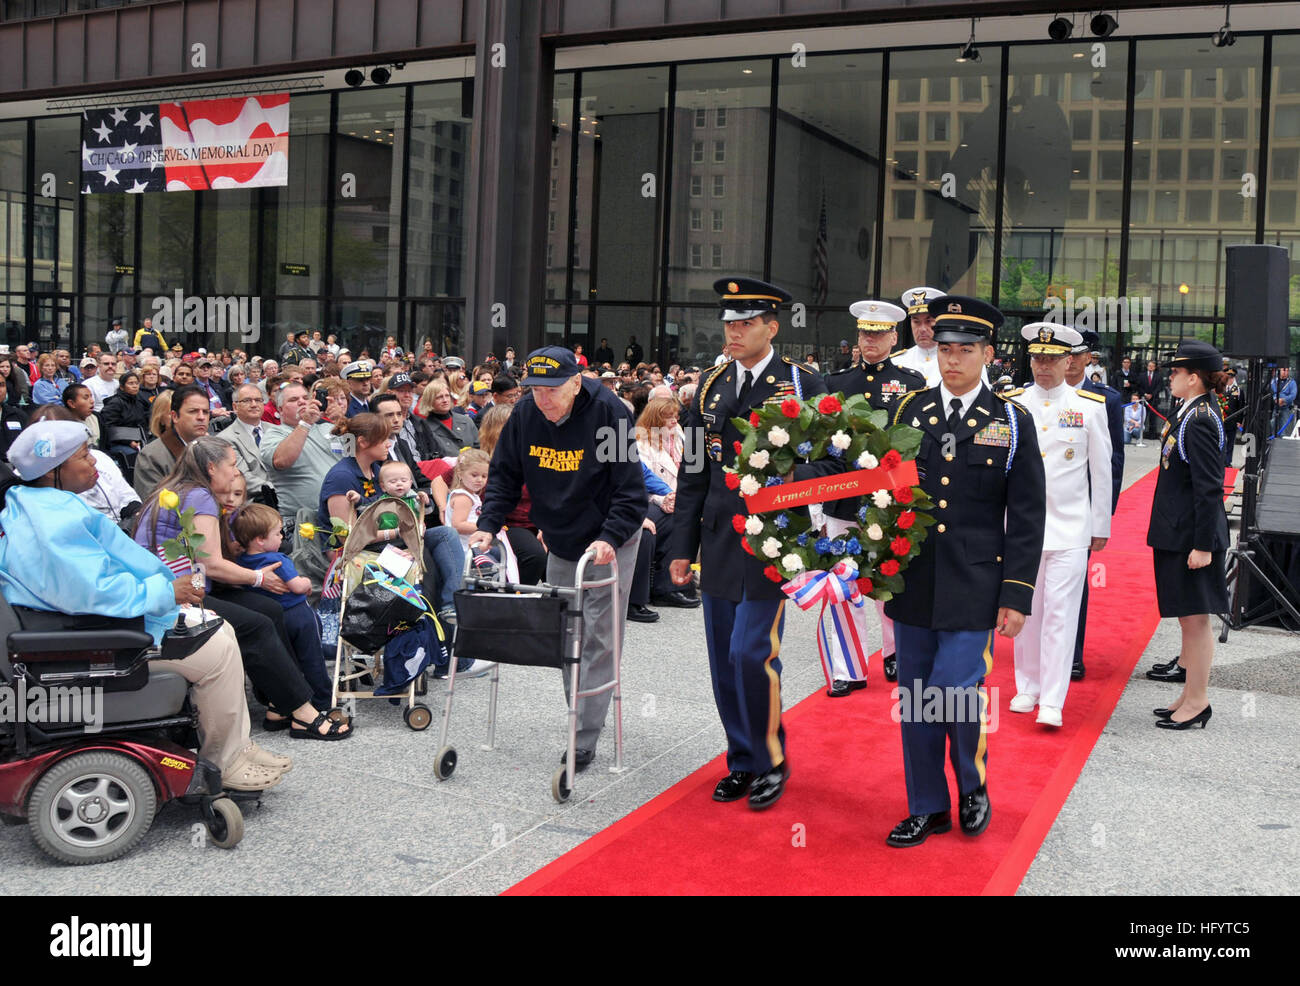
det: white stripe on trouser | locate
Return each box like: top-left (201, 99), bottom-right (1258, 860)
top-left (823, 516), bottom-right (893, 681)
top-left (1013, 547), bottom-right (1088, 709)
top-left (545, 530), bottom-right (641, 750)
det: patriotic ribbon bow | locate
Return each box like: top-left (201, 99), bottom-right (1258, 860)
top-left (782, 558), bottom-right (865, 610)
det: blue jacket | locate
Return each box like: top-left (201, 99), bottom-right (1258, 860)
top-left (0, 486), bottom-right (179, 643)
top-left (1081, 378), bottom-right (1124, 514)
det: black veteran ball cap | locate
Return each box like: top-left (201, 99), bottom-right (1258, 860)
top-left (714, 277), bottom-right (793, 322)
top-left (928, 294), bottom-right (1003, 343)
top-left (521, 346), bottom-right (581, 387)
top-left (1166, 339), bottom-right (1222, 375)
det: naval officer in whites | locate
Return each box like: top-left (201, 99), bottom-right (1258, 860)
top-left (1005, 323), bottom-right (1112, 728)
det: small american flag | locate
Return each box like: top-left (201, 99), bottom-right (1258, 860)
top-left (813, 189), bottom-right (829, 307)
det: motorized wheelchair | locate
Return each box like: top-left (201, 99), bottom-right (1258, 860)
top-left (0, 595), bottom-right (245, 864)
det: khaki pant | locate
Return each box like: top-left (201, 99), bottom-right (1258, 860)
top-left (152, 619), bottom-right (251, 771)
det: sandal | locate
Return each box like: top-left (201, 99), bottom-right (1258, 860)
top-left (262, 707), bottom-right (291, 732)
top-left (290, 711), bottom-right (354, 741)
top-left (222, 749), bottom-right (285, 791)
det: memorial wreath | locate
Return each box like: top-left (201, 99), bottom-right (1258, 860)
top-left (728, 391), bottom-right (936, 601)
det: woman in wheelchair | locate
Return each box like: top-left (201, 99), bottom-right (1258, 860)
top-left (0, 420), bottom-right (289, 791)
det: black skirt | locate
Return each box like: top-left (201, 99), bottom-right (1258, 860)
top-left (1153, 548), bottom-right (1229, 618)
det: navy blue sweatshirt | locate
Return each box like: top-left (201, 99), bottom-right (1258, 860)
top-left (477, 377), bottom-right (647, 562)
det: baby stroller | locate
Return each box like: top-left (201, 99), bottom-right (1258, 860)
top-left (330, 498), bottom-right (439, 730)
top-left (0, 596), bottom-right (245, 864)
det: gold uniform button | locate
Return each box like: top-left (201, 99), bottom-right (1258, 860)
top-left (944, 454), bottom-right (954, 462)
top-left (938, 499), bottom-right (947, 508)
top-left (929, 416), bottom-right (939, 425)
top-left (867, 375), bottom-right (875, 382)
top-left (996, 555), bottom-right (1002, 562)
top-left (937, 523), bottom-right (946, 533)
top-left (1041, 451), bottom-right (1046, 457)
top-left (986, 458), bottom-right (993, 465)
top-left (940, 476), bottom-right (950, 485)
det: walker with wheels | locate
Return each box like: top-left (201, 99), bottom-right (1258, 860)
top-left (437, 542), bottom-right (624, 802)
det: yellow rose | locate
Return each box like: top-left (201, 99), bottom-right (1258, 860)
top-left (298, 522), bottom-right (317, 540)
top-left (158, 488), bottom-right (180, 512)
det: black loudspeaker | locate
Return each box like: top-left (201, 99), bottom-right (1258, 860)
top-left (1224, 245), bottom-right (1290, 357)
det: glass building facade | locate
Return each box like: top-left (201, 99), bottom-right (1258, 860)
top-left (2, 29), bottom-right (1299, 364)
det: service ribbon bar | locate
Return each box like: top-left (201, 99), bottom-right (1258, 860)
top-left (743, 461), bottom-right (919, 514)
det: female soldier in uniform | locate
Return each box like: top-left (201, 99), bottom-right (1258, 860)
top-left (1147, 340), bottom-right (1229, 730)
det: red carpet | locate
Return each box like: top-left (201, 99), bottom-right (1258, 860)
top-left (507, 468), bottom-right (1236, 896)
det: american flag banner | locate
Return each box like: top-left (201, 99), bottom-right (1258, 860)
top-left (812, 188), bottom-right (829, 307)
top-left (81, 94), bottom-right (289, 194)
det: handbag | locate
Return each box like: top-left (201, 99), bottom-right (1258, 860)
top-left (340, 563), bottom-right (430, 652)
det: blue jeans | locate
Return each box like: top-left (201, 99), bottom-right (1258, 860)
top-left (423, 525), bottom-right (464, 613)
top-left (281, 600), bottom-right (333, 710)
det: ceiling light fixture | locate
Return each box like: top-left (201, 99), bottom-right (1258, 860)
top-left (1212, 4), bottom-right (1236, 46)
top-left (1090, 11), bottom-right (1119, 38)
top-left (956, 18), bottom-right (981, 63)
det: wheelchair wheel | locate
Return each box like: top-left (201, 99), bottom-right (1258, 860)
top-left (551, 765), bottom-right (572, 804)
top-left (405, 703), bottom-right (432, 731)
top-left (28, 751), bottom-right (157, 865)
top-left (206, 797), bottom-right (244, 850)
top-left (434, 745), bottom-right (457, 780)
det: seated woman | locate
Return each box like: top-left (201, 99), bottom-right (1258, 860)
top-left (100, 369), bottom-right (153, 464)
top-left (135, 437), bottom-right (352, 740)
top-left (27, 405), bottom-right (141, 527)
top-left (31, 354), bottom-right (68, 406)
top-left (0, 419), bottom-right (288, 791)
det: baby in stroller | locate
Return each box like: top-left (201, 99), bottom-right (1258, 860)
top-left (345, 460), bottom-right (426, 548)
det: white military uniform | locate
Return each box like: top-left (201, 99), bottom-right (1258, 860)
top-left (1010, 324), bottom-right (1113, 723)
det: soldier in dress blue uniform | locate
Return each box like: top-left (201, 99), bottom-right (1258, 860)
top-left (883, 295), bottom-right (1047, 848)
top-left (821, 300), bottom-right (927, 693)
top-left (669, 277), bottom-right (835, 811)
top-left (1064, 329), bottom-right (1124, 680)
top-left (1148, 340), bottom-right (1230, 731)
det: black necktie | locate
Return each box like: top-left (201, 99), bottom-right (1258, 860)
top-left (947, 397), bottom-right (962, 433)
top-left (738, 369), bottom-right (753, 407)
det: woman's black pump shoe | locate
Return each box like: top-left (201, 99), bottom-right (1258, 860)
top-left (1155, 705), bottom-right (1211, 730)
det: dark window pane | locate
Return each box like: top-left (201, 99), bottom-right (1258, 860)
top-left (1186, 191), bottom-right (1212, 223)
top-left (1157, 150), bottom-right (1182, 181)
top-left (1187, 149), bottom-right (1214, 180)
top-left (1188, 108), bottom-right (1214, 139)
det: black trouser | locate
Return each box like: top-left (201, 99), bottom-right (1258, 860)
top-left (505, 526), bottom-right (547, 585)
top-left (1143, 397), bottom-right (1161, 438)
top-left (207, 588), bottom-right (313, 714)
top-left (631, 505), bottom-right (676, 604)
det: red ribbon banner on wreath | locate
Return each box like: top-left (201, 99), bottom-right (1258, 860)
top-left (742, 460), bottom-right (919, 514)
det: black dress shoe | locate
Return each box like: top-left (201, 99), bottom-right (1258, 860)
top-left (959, 785), bottom-right (991, 836)
top-left (1146, 663), bottom-right (1186, 683)
top-left (1155, 705), bottom-right (1211, 730)
top-left (747, 762), bottom-right (790, 811)
top-left (651, 590), bottom-right (702, 609)
top-left (883, 654), bottom-right (898, 682)
top-left (558, 748), bottom-right (595, 773)
top-left (1071, 661), bottom-right (1085, 681)
top-left (886, 812), bottom-right (952, 848)
top-left (1151, 655), bottom-right (1181, 674)
top-left (1153, 707), bottom-right (1175, 718)
top-left (712, 771), bottom-right (754, 802)
top-left (826, 679), bottom-right (867, 698)
top-left (627, 604), bottom-right (660, 623)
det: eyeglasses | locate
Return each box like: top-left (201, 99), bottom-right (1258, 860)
top-left (233, 398), bottom-right (261, 405)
